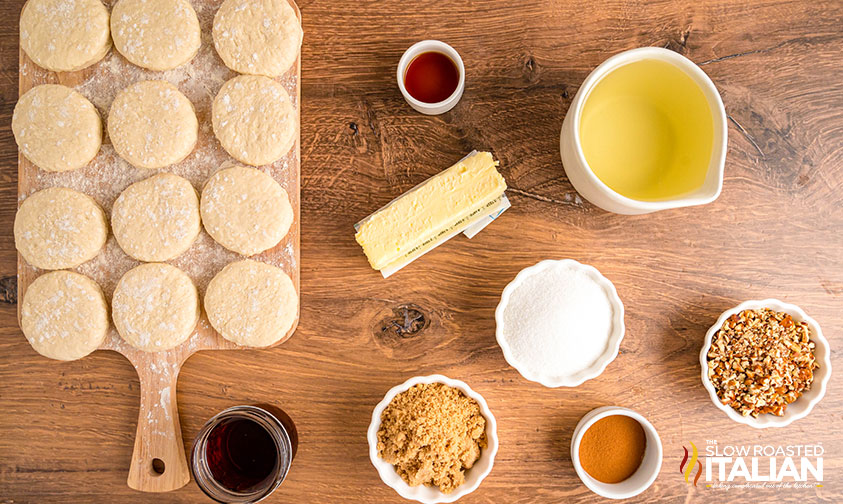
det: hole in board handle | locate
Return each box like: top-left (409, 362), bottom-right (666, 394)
top-left (152, 458), bottom-right (166, 476)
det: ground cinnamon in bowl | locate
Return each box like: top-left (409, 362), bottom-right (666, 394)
top-left (578, 415), bottom-right (646, 483)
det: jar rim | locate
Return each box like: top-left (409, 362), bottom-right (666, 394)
top-left (190, 405), bottom-right (293, 504)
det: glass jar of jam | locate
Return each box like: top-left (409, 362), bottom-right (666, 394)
top-left (190, 404), bottom-right (297, 503)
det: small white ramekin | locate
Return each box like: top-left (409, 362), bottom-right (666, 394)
top-left (571, 406), bottom-right (663, 499)
top-left (397, 40), bottom-right (465, 115)
top-left (495, 259), bottom-right (625, 387)
top-left (560, 47), bottom-right (727, 214)
top-left (700, 299), bottom-right (832, 428)
top-left (367, 375), bottom-right (498, 503)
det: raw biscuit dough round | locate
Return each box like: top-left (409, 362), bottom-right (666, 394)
top-left (112, 263), bottom-right (199, 352)
top-left (14, 187), bottom-right (108, 270)
top-left (204, 260), bottom-right (298, 348)
top-left (21, 271), bottom-right (109, 361)
top-left (20, 0), bottom-right (111, 72)
top-left (212, 75), bottom-right (296, 166)
top-left (201, 165), bottom-right (293, 256)
top-left (13, 84), bottom-right (102, 173)
top-left (212, 0), bottom-right (302, 77)
top-left (112, 173), bottom-right (201, 262)
top-left (108, 80), bottom-right (198, 169)
top-left (111, 0), bottom-right (201, 71)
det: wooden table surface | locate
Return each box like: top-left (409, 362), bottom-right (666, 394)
top-left (1, 0), bottom-right (841, 502)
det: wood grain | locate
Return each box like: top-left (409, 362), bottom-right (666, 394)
top-left (1, 0), bottom-right (842, 503)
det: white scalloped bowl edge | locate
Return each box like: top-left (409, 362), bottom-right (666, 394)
top-left (367, 375), bottom-right (499, 503)
top-left (699, 299), bottom-right (832, 428)
top-left (494, 259), bottom-right (625, 387)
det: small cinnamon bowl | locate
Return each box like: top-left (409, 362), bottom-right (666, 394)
top-left (570, 406), bottom-right (662, 499)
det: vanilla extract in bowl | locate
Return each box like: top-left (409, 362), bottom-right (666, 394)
top-left (396, 40), bottom-right (466, 115)
top-left (403, 51), bottom-right (460, 104)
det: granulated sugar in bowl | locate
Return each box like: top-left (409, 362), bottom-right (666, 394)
top-left (495, 259), bottom-right (625, 387)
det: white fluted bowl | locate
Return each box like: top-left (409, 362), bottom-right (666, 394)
top-left (700, 299), bottom-right (831, 428)
top-left (495, 259), bottom-right (625, 387)
top-left (367, 375), bottom-right (498, 503)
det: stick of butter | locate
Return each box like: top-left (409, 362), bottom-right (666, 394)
top-left (355, 151), bottom-right (507, 275)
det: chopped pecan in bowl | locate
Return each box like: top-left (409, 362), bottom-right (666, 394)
top-left (700, 299), bottom-right (831, 429)
top-left (707, 308), bottom-right (818, 418)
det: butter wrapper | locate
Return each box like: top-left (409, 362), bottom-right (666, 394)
top-left (354, 150), bottom-right (509, 278)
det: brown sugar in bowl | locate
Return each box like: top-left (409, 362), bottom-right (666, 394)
top-left (367, 375), bottom-right (498, 503)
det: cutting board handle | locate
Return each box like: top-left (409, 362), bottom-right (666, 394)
top-left (126, 360), bottom-right (190, 492)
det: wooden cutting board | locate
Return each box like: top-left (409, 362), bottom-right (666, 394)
top-left (16, 0), bottom-right (301, 493)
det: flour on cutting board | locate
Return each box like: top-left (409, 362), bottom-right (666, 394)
top-left (20, 0), bottom-right (300, 360)
top-left (17, 1), bottom-right (301, 484)
top-left (159, 387), bottom-right (172, 421)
